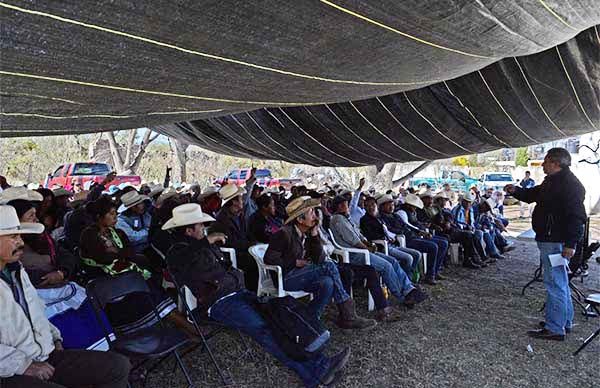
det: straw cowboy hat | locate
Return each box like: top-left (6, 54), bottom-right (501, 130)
top-left (376, 194), bottom-right (395, 206)
top-left (117, 191), bottom-right (149, 213)
top-left (0, 205), bottom-right (44, 235)
top-left (0, 187), bottom-right (43, 204)
top-left (219, 183), bottom-right (246, 205)
top-left (148, 185), bottom-right (165, 198)
top-left (162, 203), bottom-right (216, 230)
top-left (403, 193), bottom-right (424, 209)
top-left (433, 192), bottom-right (449, 200)
top-left (284, 196), bottom-right (321, 224)
top-left (52, 187), bottom-right (73, 198)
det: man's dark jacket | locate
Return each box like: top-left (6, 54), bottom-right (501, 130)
top-left (264, 225), bottom-right (325, 277)
top-left (360, 213), bottom-right (386, 241)
top-left (166, 235), bottom-right (244, 313)
top-left (210, 206), bottom-right (251, 252)
top-left (513, 167), bottom-right (586, 248)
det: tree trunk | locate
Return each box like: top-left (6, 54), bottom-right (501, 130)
top-left (373, 163), bottom-right (397, 190)
top-left (106, 129), bottom-right (159, 174)
top-left (105, 131), bottom-right (125, 173)
top-left (392, 161), bottom-right (432, 187)
top-left (170, 138), bottom-right (190, 184)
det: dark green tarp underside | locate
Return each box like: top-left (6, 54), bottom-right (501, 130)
top-left (1, 1), bottom-right (599, 165)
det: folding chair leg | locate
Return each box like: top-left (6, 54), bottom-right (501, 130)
top-left (174, 350), bottom-right (195, 388)
top-left (573, 326), bottom-right (600, 356)
top-left (367, 291), bottom-right (375, 311)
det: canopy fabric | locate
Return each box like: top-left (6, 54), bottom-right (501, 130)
top-left (1, 1), bottom-right (599, 165)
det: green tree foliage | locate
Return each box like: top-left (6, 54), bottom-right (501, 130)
top-left (515, 147), bottom-right (529, 167)
top-left (452, 156), bottom-right (470, 167)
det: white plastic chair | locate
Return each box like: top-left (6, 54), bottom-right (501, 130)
top-left (248, 244), bottom-right (310, 299)
top-left (372, 239), bottom-right (389, 255)
top-left (327, 230), bottom-right (379, 311)
top-left (220, 247), bottom-right (238, 269)
top-left (449, 243), bottom-right (461, 265)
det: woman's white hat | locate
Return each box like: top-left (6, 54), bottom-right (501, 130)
top-left (404, 193), bottom-right (424, 209)
top-left (0, 205), bottom-right (44, 235)
top-left (0, 187), bottom-right (43, 204)
top-left (162, 203), bottom-right (216, 230)
top-left (117, 191), bottom-right (150, 213)
top-left (219, 183), bottom-right (246, 205)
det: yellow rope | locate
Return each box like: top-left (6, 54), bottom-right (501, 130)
top-left (0, 70), bottom-right (326, 106)
top-left (0, 2), bottom-right (438, 87)
top-left (0, 109), bottom-right (223, 120)
top-left (537, 0), bottom-right (578, 30)
top-left (320, 0), bottom-right (493, 59)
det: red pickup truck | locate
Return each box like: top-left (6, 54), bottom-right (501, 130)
top-left (216, 168), bottom-right (300, 189)
top-left (45, 162), bottom-right (141, 191)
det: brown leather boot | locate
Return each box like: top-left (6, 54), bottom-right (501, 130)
top-left (336, 299), bottom-right (377, 330)
top-left (375, 306), bottom-right (403, 322)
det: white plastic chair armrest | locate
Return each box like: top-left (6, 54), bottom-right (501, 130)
top-left (263, 264), bottom-right (285, 297)
top-left (220, 247), bottom-right (237, 268)
top-left (340, 247), bottom-right (371, 265)
top-left (372, 239), bottom-right (388, 255)
top-left (396, 235), bottom-right (406, 248)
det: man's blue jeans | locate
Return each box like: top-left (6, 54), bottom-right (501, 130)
top-left (431, 235), bottom-right (449, 273)
top-left (284, 260), bottom-right (350, 318)
top-left (388, 246), bottom-right (418, 278)
top-left (537, 242), bottom-right (574, 335)
top-left (349, 251), bottom-right (414, 302)
top-left (474, 230), bottom-right (501, 257)
top-left (210, 290), bottom-right (330, 388)
top-left (406, 238), bottom-right (439, 277)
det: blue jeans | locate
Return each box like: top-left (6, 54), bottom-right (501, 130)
top-left (284, 260), bottom-right (350, 318)
top-left (349, 251), bottom-right (414, 302)
top-left (210, 290), bottom-right (330, 388)
top-left (388, 246), bottom-right (418, 278)
top-left (431, 235), bottom-right (449, 273)
top-left (406, 238), bottom-right (439, 277)
top-left (537, 242), bottom-right (574, 335)
top-left (474, 230), bottom-right (500, 257)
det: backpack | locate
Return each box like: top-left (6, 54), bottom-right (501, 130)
top-left (256, 296), bottom-right (330, 361)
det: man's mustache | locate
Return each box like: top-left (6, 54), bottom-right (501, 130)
top-left (12, 247), bottom-right (24, 255)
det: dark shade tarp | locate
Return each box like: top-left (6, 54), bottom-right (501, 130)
top-left (1, 1), bottom-right (599, 165)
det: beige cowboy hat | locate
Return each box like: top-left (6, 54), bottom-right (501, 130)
top-left (433, 192), bottom-right (449, 200)
top-left (162, 203), bottom-right (216, 230)
top-left (403, 193), bottom-right (424, 209)
top-left (117, 191), bottom-right (150, 213)
top-left (376, 194), bottom-right (395, 206)
top-left (219, 183), bottom-right (246, 205)
top-left (0, 187), bottom-right (43, 204)
top-left (284, 196), bottom-right (321, 225)
top-left (148, 185), bottom-right (165, 198)
top-left (52, 187), bottom-right (73, 198)
top-left (0, 205), bottom-right (44, 236)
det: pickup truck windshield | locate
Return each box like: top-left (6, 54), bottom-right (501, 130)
top-left (72, 163), bottom-right (111, 176)
top-left (485, 174), bottom-right (513, 181)
top-left (255, 169), bottom-right (271, 178)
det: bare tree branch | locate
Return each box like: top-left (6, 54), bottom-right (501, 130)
top-left (124, 129), bottom-right (137, 167)
top-left (392, 161), bottom-right (432, 186)
top-left (88, 133), bottom-right (103, 160)
top-left (128, 129), bottom-right (159, 173)
top-left (105, 131), bottom-right (125, 173)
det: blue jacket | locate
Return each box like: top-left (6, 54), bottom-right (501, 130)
top-left (116, 211), bottom-right (152, 253)
top-left (451, 205), bottom-right (475, 229)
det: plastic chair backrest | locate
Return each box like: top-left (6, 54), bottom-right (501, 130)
top-left (327, 229), bottom-right (343, 249)
top-left (87, 271), bottom-right (150, 309)
top-left (248, 244), bottom-right (275, 292)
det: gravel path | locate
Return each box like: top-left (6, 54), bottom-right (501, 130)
top-left (143, 239), bottom-right (600, 388)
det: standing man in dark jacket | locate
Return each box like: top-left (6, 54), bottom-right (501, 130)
top-left (164, 203), bottom-right (351, 388)
top-left (264, 197), bottom-right (375, 330)
top-left (506, 148), bottom-right (587, 341)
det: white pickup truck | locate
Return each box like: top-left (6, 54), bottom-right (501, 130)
top-left (478, 172), bottom-right (515, 191)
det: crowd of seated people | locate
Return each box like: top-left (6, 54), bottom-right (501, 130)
top-left (0, 169), bottom-right (516, 387)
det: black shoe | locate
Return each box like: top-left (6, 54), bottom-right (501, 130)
top-left (473, 258), bottom-right (488, 268)
top-left (527, 328), bottom-right (565, 341)
top-left (320, 347), bottom-right (351, 385)
top-left (422, 276), bottom-right (437, 285)
top-left (435, 273), bottom-right (447, 280)
top-left (491, 254), bottom-right (506, 260)
top-left (463, 259), bottom-right (481, 269)
top-left (502, 243), bottom-right (516, 253)
top-left (404, 287), bottom-right (428, 306)
top-left (484, 256), bottom-right (497, 264)
top-left (538, 321), bottom-right (571, 334)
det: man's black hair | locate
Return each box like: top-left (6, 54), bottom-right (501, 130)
top-left (546, 147), bottom-right (571, 168)
top-left (256, 194), bottom-right (273, 209)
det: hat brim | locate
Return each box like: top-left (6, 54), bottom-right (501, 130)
top-left (0, 222), bottom-right (44, 236)
top-left (117, 195), bottom-right (150, 213)
top-left (162, 213), bottom-right (216, 230)
top-left (221, 187), bottom-right (246, 205)
top-left (284, 199), bottom-right (321, 224)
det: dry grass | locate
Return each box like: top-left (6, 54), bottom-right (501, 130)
top-left (143, 239), bottom-right (600, 388)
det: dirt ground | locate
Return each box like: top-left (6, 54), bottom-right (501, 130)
top-left (143, 207), bottom-right (600, 388)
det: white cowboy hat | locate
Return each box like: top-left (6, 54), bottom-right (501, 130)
top-left (284, 196), bottom-right (321, 224)
top-left (0, 187), bottom-right (43, 204)
top-left (433, 192), bottom-right (449, 200)
top-left (162, 203), bottom-right (216, 230)
top-left (419, 190), bottom-right (434, 198)
top-left (461, 192), bottom-right (475, 202)
top-left (219, 183), bottom-right (246, 205)
top-left (52, 187), bottom-right (73, 198)
top-left (404, 193), bottom-right (424, 209)
top-left (198, 186), bottom-right (220, 200)
top-left (117, 191), bottom-right (150, 213)
top-left (376, 194), bottom-right (395, 206)
top-left (0, 205), bottom-right (44, 235)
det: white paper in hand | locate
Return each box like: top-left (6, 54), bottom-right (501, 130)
top-left (548, 253), bottom-right (569, 268)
